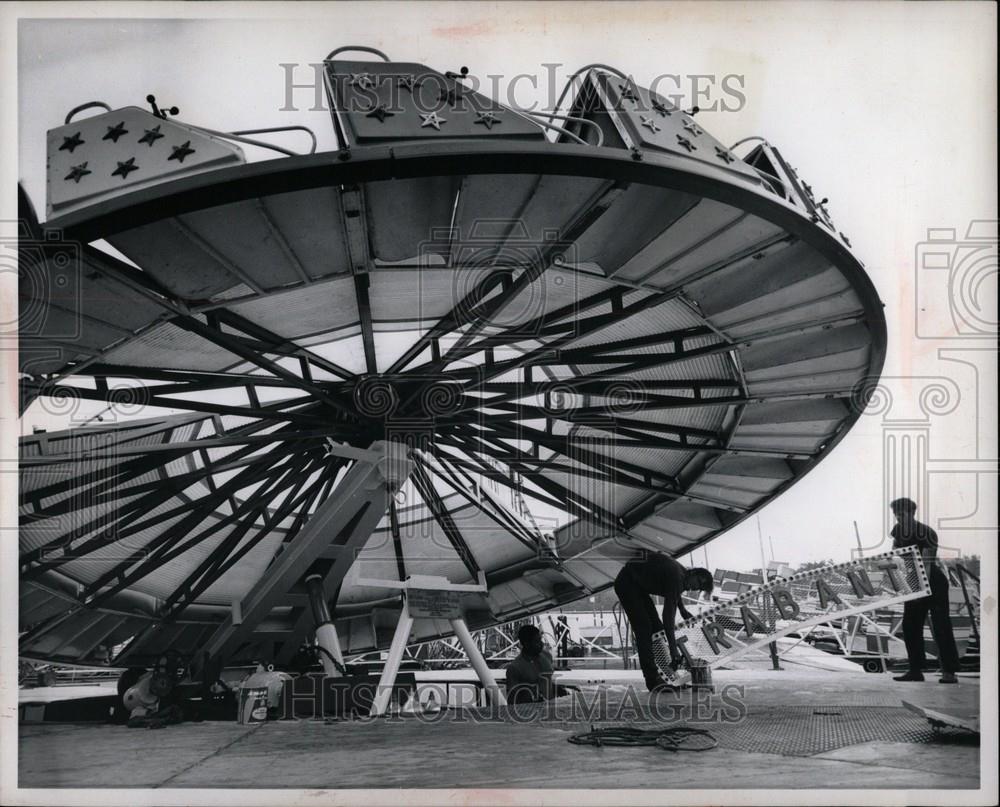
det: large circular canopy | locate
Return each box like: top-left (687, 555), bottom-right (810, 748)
top-left (18, 99), bottom-right (885, 667)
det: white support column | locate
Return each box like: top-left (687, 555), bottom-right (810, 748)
top-left (369, 598), bottom-right (414, 717)
top-left (450, 617), bottom-right (507, 707)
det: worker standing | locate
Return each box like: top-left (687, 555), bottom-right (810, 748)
top-left (890, 498), bottom-right (960, 683)
top-left (614, 552), bottom-right (714, 691)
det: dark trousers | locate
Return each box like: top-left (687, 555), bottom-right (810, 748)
top-left (902, 565), bottom-right (960, 674)
top-left (614, 572), bottom-right (663, 687)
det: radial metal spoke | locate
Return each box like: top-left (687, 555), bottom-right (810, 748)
top-left (405, 284), bottom-right (634, 375)
top-left (411, 450), bottom-right (543, 554)
top-left (430, 442), bottom-right (566, 512)
top-left (155, 456), bottom-right (317, 610)
top-left (529, 393), bottom-right (752, 417)
top-left (20, 425), bottom-right (295, 572)
top-left (388, 497), bottom-right (407, 582)
top-left (26, 435), bottom-right (310, 580)
top-left (445, 430), bottom-right (633, 534)
top-left (207, 458), bottom-right (342, 581)
top-left (159, 455), bottom-right (335, 620)
top-left (22, 442), bottom-right (190, 515)
top-left (20, 427), bottom-right (344, 479)
top-left (439, 328), bottom-right (733, 404)
top-left (20, 416), bottom-right (322, 508)
top-left (209, 308), bottom-right (357, 382)
top-left (409, 455), bottom-right (481, 579)
top-left (440, 290), bottom-right (697, 408)
top-left (22, 379), bottom-right (329, 425)
top-left (337, 185), bottom-right (379, 375)
top-left (171, 314), bottom-right (358, 419)
top-left (466, 419), bottom-right (679, 489)
top-left (384, 270), bottom-right (512, 375)
top-left (74, 363), bottom-right (305, 393)
top-left (460, 402), bottom-right (726, 450)
top-left (389, 181), bottom-right (623, 376)
top-left (83, 447), bottom-right (322, 608)
top-left (428, 183), bottom-right (627, 374)
top-left (431, 438), bottom-right (664, 493)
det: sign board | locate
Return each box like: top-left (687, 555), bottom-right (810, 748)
top-left (656, 546), bottom-right (930, 673)
top-left (407, 588), bottom-right (462, 620)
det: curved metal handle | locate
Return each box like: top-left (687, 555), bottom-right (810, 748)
top-left (325, 45), bottom-right (391, 62)
top-left (64, 101), bottom-right (112, 125)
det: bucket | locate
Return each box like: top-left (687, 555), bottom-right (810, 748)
top-left (238, 686), bottom-right (269, 724)
top-left (689, 659), bottom-right (713, 691)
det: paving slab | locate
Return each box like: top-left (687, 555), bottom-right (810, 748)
top-left (18, 722), bottom-right (260, 788)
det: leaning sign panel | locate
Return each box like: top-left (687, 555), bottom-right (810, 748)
top-left (655, 547), bottom-right (930, 673)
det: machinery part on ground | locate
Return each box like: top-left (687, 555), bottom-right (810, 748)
top-left (148, 649), bottom-right (186, 697)
top-left (568, 725), bottom-right (718, 752)
top-left (116, 666), bottom-right (147, 707)
top-left (122, 671), bottom-right (159, 717)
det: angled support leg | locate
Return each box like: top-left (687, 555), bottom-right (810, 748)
top-left (450, 617), bottom-right (506, 707)
top-left (369, 598), bottom-right (414, 717)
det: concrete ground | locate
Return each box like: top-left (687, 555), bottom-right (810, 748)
top-left (18, 669), bottom-right (980, 790)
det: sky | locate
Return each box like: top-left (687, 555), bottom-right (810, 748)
top-left (4, 2), bottom-right (997, 574)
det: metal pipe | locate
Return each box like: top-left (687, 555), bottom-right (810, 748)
top-left (305, 574), bottom-right (345, 677)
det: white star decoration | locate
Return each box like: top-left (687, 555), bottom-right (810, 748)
top-left (420, 111), bottom-right (446, 130)
top-left (640, 115), bottom-right (661, 133)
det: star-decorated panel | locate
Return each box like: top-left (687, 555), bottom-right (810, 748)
top-left (326, 60), bottom-right (545, 145)
top-left (594, 73), bottom-right (760, 180)
top-left (46, 107), bottom-right (245, 219)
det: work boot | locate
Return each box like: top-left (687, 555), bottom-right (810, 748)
top-left (939, 672), bottom-right (958, 684)
top-left (646, 676), bottom-right (673, 692)
top-left (893, 670), bottom-right (924, 682)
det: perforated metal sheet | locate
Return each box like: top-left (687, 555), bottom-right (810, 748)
top-left (471, 704), bottom-right (967, 757)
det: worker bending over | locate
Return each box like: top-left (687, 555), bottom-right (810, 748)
top-left (614, 552), bottom-right (714, 691)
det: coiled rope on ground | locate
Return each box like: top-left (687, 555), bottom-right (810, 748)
top-left (568, 725), bottom-right (718, 752)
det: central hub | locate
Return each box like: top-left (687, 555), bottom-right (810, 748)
top-left (349, 374), bottom-right (464, 427)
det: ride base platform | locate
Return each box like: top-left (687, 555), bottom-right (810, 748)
top-left (18, 668), bottom-right (980, 791)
